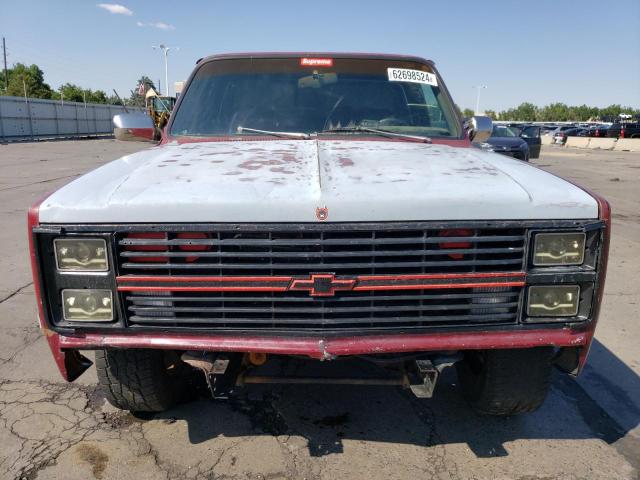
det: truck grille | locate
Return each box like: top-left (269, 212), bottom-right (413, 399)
top-left (124, 287), bottom-right (522, 330)
top-left (116, 225), bottom-right (526, 331)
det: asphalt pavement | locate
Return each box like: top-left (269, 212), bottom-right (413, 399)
top-left (0, 140), bottom-right (638, 480)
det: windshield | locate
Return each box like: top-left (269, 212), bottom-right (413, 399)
top-left (491, 125), bottom-right (518, 137)
top-left (169, 57), bottom-right (461, 139)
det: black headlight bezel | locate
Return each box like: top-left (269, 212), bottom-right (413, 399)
top-left (523, 283), bottom-right (594, 322)
top-left (33, 229), bottom-right (123, 330)
top-left (53, 237), bottom-right (110, 273)
top-left (527, 227), bottom-right (601, 271)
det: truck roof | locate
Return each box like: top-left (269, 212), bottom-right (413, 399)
top-left (196, 52), bottom-right (435, 66)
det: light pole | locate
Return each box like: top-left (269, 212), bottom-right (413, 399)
top-left (152, 44), bottom-right (176, 96)
top-left (473, 85), bottom-right (487, 115)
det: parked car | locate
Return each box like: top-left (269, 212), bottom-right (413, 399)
top-left (586, 124), bottom-right (611, 137)
top-left (476, 125), bottom-right (530, 161)
top-left (554, 127), bottom-right (587, 144)
top-left (506, 123), bottom-right (541, 158)
top-left (548, 125), bottom-right (578, 138)
top-left (29, 52), bottom-right (610, 416)
top-left (606, 122), bottom-right (640, 139)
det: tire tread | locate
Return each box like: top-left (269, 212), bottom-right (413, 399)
top-left (95, 349), bottom-right (178, 412)
top-left (457, 347), bottom-right (553, 415)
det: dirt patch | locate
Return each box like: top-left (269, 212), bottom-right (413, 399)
top-left (102, 412), bottom-right (141, 429)
top-left (231, 394), bottom-right (289, 436)
top-left (76, 444), bottom-right (109, 479)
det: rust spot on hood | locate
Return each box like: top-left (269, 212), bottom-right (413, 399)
top-left (338, 157), bottom-right (354, 167)
top-left (270, 166), bottom-right (295, 174)
top-left (238, 158), bottom-right (291, 170)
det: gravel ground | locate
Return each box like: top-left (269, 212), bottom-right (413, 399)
top-left (0, 140), bottom-right (638, 480)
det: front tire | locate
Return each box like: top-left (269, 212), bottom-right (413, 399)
top-left (95, 349), bottom-right (185, 412)
top-left (456, 347), bottom-right (553, 415)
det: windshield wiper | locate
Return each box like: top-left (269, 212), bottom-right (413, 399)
top-left (320, 126), bottom-right (432, 143)
top-left (236, 126), bottom-right (310, 139)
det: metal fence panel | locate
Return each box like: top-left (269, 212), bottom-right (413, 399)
top-left (0, 96), bottom-right (141, 141)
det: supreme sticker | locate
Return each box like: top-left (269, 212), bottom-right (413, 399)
top-left (387, 68), bottom-right (438, 86)
top-left (300, 57), bottom-right (334, 67)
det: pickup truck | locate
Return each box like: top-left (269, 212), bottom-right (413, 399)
top-left (29, 53), bottom-right (610, 416)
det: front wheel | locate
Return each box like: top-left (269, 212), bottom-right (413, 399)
top-left (456, 347), bottom-right (553, 415)
top-left (95, 349), bottom-right (187, 412)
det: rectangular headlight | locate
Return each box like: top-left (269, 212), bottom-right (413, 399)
top-left (54, 238), bottom-right (109, 272)
top-left (62, 289), bottom-right (113, 322)
top-left (533, 232), bottom-right (585, 266)
top-left (527, 285), bottom-right (580, 317)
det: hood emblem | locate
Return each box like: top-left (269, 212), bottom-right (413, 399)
top-left (316, 206), bottom-right (329, 221)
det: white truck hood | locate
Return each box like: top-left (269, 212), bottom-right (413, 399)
top-left (38, 139), bottom-right (598, 223)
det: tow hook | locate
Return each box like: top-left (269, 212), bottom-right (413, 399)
top-left (181, 351), bottom-right (236, 399)
top-left (407, 354), bottom-right (463, 398)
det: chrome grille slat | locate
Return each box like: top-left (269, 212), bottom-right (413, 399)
top-left (129, 312), bottom-right (517, 325)
top-left (118, 235), bottom-right (525, 247)
top-left (121, 258), bottom-right (524, 270)
top-left (120, 247), bottom-right (523, 258)
top-left (128, 302), bottom-right (520, 314)
top-left (125, 292), bottom-right (520, 303)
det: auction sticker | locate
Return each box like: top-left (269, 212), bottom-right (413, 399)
top-left (387, 68), bottom-right (438, 86)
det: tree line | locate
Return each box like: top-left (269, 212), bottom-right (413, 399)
top-left (461, 102), bottom-right (640, 122)
top-left (2, 62), bottom-right (638, 121)
top-left (0, 63), bottom-right (156, 107)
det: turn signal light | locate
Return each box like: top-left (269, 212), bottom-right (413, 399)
top-left (439, 229), bottom-right (472, 260)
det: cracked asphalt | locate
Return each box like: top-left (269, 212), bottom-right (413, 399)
top-left (0, 140), bottom-right (638, 480)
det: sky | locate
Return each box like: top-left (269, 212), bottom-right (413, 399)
top-left (1, 0), bottom-right (639, 111)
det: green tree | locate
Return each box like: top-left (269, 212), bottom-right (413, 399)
top-left (538, 103), bottom-right (571, 122)
top-left (128, 76), bottom-right (156, 108)
top-left (514, 102), bottom-right (538, 121)
top-left (55, 83), bottom-right (85, 102)
top-left (107, 94), bottom-right (124, 106)
top-left (484, 109), bottom-right (497, 120)
top-left (462, 108), bottom-right (475, 118)
top-left (51, 84), bottom-right (110, 104)
top-left (87, 90), bottom-right (108, 104)
top-left (1, 63), bottom-right (53, 98)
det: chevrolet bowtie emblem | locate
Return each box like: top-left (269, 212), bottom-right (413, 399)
top-left (289, 273), bottom-right (356, 297)
top-left (316, 206), bottom-right (329, 221)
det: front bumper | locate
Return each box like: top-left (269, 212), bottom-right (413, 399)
top-left (29, 192), bottom-right (611, 383)
top-left (45, 325), bottom-right (590, 381)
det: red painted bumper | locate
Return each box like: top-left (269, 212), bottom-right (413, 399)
top-left (43, 327), bottom-right (590, 381)
top-left (58, 328), bottom-right (589, 358)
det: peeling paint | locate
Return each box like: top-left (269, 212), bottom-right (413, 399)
top-left (38, 139), bottom-right (600, 223)
top-left (338, 157), bottom-right (354, 167)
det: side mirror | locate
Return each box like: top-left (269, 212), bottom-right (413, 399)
top-left (113, 113), bottom-right (159, 142)
top-left (468, 116), bottom-right (493, 143)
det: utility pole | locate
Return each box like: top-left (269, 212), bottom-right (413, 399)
top-left (2, 37), bottom-right (8, 92)
top-left (473, 85), bottom-right (487, 115)
top-left (152, 44), bottom-right (178, 96)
